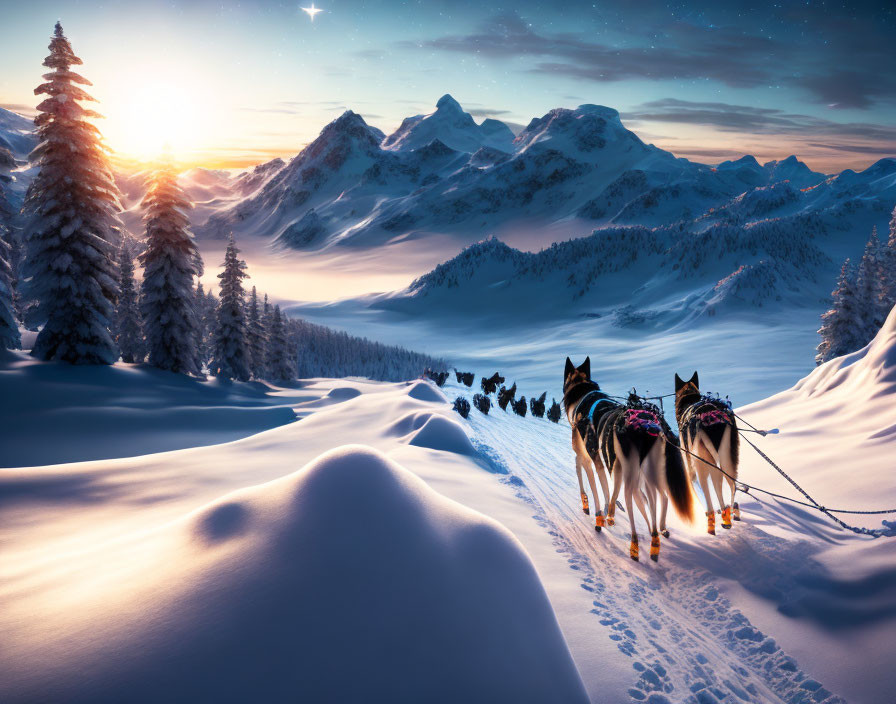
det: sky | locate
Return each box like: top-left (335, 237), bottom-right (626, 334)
top-left (0, 0), bottom-right (894, 172)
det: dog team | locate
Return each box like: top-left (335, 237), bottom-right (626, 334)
top-left (563, 357), bottom-right (739, 562)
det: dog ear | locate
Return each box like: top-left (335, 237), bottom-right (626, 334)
top-left (689, 371), bottom-right (699, 388)
top-left (565, 357), bottom-right (574, 376)
top-left (580, 356), bottom-right (591, 377)
top-left (675, 373), bottom-right (685, 391)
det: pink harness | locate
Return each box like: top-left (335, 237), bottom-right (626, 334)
top-left (697, 409), bottom-right (731, 427)
top-left (624, 408), bottom-right (662, 436)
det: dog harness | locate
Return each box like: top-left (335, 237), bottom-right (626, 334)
top-left (623, 408), bottom-right (663, 436)
top-left (696, 409), bottom-right (731, 427)
top-left (571, 389), bottom-right (613, 422)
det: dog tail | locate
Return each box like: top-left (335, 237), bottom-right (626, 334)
top-left (730, 423), bottom-right (740, 469)
top-left (665, 434), bottom-right (695, 523)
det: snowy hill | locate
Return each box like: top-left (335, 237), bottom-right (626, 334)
top-left (739, 302), bottom-right (896, 512)
top-left (370, 214), bottom-right (832, 324)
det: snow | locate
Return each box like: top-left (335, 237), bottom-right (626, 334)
top-left (382, 93), bottom-right (515, 154)
top-left (4, 296), bottom-right (896, 702)
top-left (0, 444), bottom-right (587, 703)
top-left (0, 106), bottom-right (37, 160)
top-left (1, 369), bottom-right (591, 702)
top-left (0, 350), bottom-right (299, 466)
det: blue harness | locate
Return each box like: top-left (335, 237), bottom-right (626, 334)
top-left (572, 390), bottom-right (614, 422)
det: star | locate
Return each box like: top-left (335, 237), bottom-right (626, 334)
top-left (301, 3), bottom-right (324, 22)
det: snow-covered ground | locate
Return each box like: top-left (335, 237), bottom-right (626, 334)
top-left (3, 308), bottom-right (895, 703)
top-left (0, 374), bottom-right (589, 702)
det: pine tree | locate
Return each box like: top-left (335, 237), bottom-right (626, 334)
top-left (0, 164), bottom-right (26, 324)
top-left (0, 224), bottom-right (20, 350)
top-left (246, 286), bottom-right (267, 379)
top-left (262, 292), bottom-right (272, 333)
top-left (139, 161), bottom-right (202, 375)
top-left (882, 207), bottom-right (896, 313)
top-left (855, 228), bottom-right (885, 343)
top-left (115, 239), bottom-right (143, 363)
top-left (23, 22), bottom-right (120, 364)
top-left (265, 304), bottom-right (295, 382)
top-left (816, 259), bottom-right (864, 364)
top-left (211, 235), bottom-right (250, 381)
top-left (195, 282), bottom-right (210, 369)
top-left (0, 153), bottom-right (20, 349)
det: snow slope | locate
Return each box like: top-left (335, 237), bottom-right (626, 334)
top-left (433, 320), bottom-right (896, 704)
top-left (1, 442), bottom-right (587, 703)
top-left (0, 377), bottom-right (593, 703)
top-left (0, 350), bottom-right (299, 466)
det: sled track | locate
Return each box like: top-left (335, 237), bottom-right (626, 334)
top-left (454, 388), bottom-right (846, 704)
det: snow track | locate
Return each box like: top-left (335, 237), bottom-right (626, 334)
top-left (448, 384), bottom-right (847, 704)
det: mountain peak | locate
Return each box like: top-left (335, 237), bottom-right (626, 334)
top-left (576, 104), bottom-right (621, 121)
top-left (382, 95), bottom-right (512, 154)
top-left (436, 94), bottom-right (463, 113)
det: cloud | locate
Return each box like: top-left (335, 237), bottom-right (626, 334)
top-left (401, 12), bottom-right (779, 89)
top-left (807, 143), bottom-right (896, 156)
top-left (465, 107), bottom-right (513, 118)
top-left (397, 11), bottom-right (896, 110)
top-left (670, 147), bottom-right (753, 159)
top-left (623, 99), bottom-right (896, 143)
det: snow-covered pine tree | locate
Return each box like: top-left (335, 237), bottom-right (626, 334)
top-left (139, 161), bottom-right (202, 375)
top-left (203, 287), bottom-right (218, 367)
top-left (195, 282), bottom-right (210, 368)
top-left (115, 239), bottom-right (143, 363)
top-left (816, 259), bottom-right (864, 364)
top-left (211, 235), bottom-right (250, 381)
top-left (0, 148), bottom-right (25, 325)
top-left (0, 221), bottom-right (20, 350)
top-left (23, 23), bottom-right (121, 364)
top-left (262, 292), bottom-right (272, 333)
top-left (247, 286), bottom-right (267, 379)
top-left (882, 207), bottom-right (896, 312)
top-left (855, 228), bottom-right (885, 343)
top-left (0, 152), bottom-right (21, 349)
top-left (265, 305), bottom-right (295, 382)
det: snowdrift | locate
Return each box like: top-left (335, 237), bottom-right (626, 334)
top-left (739, 302), bottom-right (896, 512)
top-left (0, 445), bottom-right (587, 703)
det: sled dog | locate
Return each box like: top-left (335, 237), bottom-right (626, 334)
top-left (674, 372), bottom-right (740, 533)
top-left (564, 357), bottom-right (694, 560)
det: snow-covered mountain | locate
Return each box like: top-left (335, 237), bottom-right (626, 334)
top-left (191, 97), bottom-right (893, 262)
top-left (370, 209), bottom-right (832, 325)
top-left (4, 99), bottom-right (893, 266)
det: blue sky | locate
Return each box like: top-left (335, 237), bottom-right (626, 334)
top-left (1, 0), bottom-right (893, 171)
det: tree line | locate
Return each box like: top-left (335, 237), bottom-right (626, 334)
top-left (816, 216), bottom-right (896, 364)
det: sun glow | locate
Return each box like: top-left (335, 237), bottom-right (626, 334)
top-left (98, 68), bottom-right (203, 164)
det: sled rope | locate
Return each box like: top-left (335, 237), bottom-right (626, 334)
top-left (663, 434), bottom-right (895, 538)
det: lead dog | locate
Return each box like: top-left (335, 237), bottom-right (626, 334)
top-left (674, 372), bottom-right (740, 533)
top-left (564, 357), bottom-right (694, 560)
